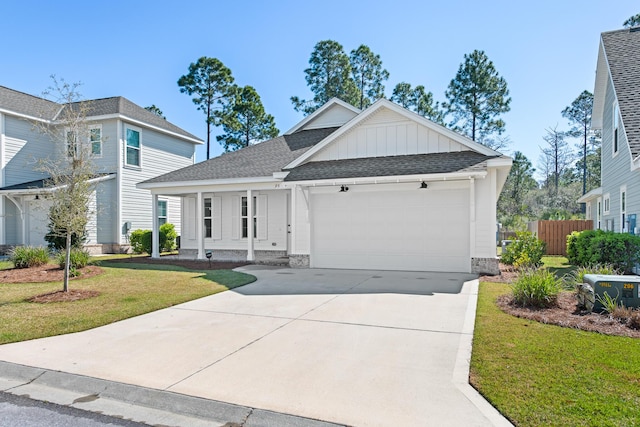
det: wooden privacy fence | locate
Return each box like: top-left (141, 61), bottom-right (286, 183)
top-left (528, 220), bottom-right (593, 256)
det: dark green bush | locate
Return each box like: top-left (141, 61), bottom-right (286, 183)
top-left (511, 268), bottom-right (562, 308)
top-left (44, 218), bottom-right (86, 250)
top-left (9, 246), bottom-right (50, 268)
top-left (130, 224), bottom-right (175, 254)
top-left (566, 230), bottom-right (640, 273)
top-left (56, 248), bottom-right (91, 270)
top-left (501, 231), bottom-right (546, 269)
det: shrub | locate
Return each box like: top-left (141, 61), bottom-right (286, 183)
top-left (9, 246), bottom-right (50, 269)
top-left (56, 248), bottom-right (91, 270)
top-left (160, 223), bottom-right (177, 252)
top-left (501, 231), bottom-right (546, 269)
top-left (511, 268), bottom-right (562, 308)
top-left (566, 230), bottom-right (640, 273)
top-left (130, 229), bottom-right (151, 254)
top-left (130, 224), bottom-right (175, 254)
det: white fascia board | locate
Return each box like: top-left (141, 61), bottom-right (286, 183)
top-left (283, 170), bottom-right (488, 188)
top-left (72, 113), bottom-right (203, 145)
top-left (577, 187), bottom-right (602, 203)
top-left (592, 38), bottom-right (609, 130)
top-left (0, 108), bottom-right (51, 123)
top-left (137, 175), bottom-right (282, 190)
top-left (487, 156), bottom-right (513, 167)
top-left (273, 171), bottom-right (289, 179)
top-left (283, 99), bottom-right (500, 170)
top-left (0, 174), bottom-right (116, 195)
top-left (285, 98), bottom-right (361, 135)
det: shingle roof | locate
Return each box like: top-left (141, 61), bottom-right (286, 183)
top-left (141, 127), bottom-right (340, 184)
top-left (0, 173), bottom-right (114, 192)
top-left (283, 151), bottom-right (495, 181)
top-left (0, 86), bottom-right (60, 119)
top-left (0, 86), bottom-right (201, 143)
top-left (601, 27), bottom-right (640, 157)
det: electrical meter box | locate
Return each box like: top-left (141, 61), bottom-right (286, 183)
top-left (583, 274), bottom-right (640, 312)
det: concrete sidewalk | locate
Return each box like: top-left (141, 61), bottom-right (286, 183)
top-left (0, 267), bottom-right (512, 426)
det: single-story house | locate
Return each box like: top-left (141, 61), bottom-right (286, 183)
top-left (138, 98), bottom-right (512, 274)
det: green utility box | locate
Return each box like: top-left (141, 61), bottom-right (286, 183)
top-left (583, 274), bottom-right (640, 312)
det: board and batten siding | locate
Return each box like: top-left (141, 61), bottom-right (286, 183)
top-left (312, 106), bottom-right (467, 162)
top-left (120, 122), bottom-right (194, 240)
top-left (473, 173), bottom-right (497, 258)
top-left (4, 200), bottom-right (18, 244)
top-left (3, 116), bottom-right (53, 186)
top-left (181, 190), bottom-right (288, 252)
top-left (600, 76), bottom-right (640, 232)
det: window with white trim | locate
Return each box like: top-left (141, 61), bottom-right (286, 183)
top-left (203, 195), bottom-right (221, 239)
top-left (125, 126), bottom-right (141, 167)
top-left (90, 125), bottom-right (102, 156)
top-left (603, 193), bottom-right (610, 215)
top-left (613, 103), bottom-right (620, 155)
top-left (241, 196), bottom-right (256, 239)
top-left (621, 186), bottom-right (627, 232)
top-left (158, 200), bottom-right (167, 227)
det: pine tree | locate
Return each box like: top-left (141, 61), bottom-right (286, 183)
top-left (217, 85), bottom-right (279, 152)
top-left (349, 45), bottom-right (389, 109)
top-left (562, 90), bottom-right (594, 198)
top-left (291, 40), bottom-right (360, 115)
top-left (444, 50), bottom-right (511, 146)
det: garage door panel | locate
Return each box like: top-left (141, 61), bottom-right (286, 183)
top-left (311, 188), bottom-right (470, 272)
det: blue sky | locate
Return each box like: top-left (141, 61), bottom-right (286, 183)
top-left (2, 1), bottom-right (638, 176)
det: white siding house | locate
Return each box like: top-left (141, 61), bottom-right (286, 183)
top-left (139, 98), bottom-right (512, 274)
top-left (0, 86), bottom-right (202, 253)
top-left (579, 27), bottom-right (640, 236)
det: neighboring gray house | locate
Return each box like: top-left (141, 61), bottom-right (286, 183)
top-left (579, 27), bottom-right (640, 235)
top-left (139, 98), bottom-right (512, 274)
top-left (0, 86), bottom-right (202, 253)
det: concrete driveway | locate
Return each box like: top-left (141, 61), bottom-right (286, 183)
top-left (0, 267), bottom-right (509, 426)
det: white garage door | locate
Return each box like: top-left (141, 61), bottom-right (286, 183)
top-left (311, 185), bottom-right (470, 272)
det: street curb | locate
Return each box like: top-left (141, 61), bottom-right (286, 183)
top-left (0, 360), bottom-right (344, 427)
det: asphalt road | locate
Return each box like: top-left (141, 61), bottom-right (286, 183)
top-left (0, 392), bottom-right (148, 427)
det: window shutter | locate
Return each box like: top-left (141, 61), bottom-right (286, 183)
top-left (213, 196), bottom-right (222, 240)
top-left (231, 196), bottom-right (240, 240)
top-left (186, 197), bottom-right (196, 240)
top-left (257, 195), bottom-right (267, 240)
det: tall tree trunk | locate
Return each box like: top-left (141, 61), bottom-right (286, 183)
top-left (206, 100), bottom-right (211, 160)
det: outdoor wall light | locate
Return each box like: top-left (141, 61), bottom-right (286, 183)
top-left (419, 181), bottom-right (428, 189)
top-left (339, 185), bottom-right (349, 192)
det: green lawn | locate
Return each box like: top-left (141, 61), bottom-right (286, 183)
top-left (0, 260), bottom-right (255, 345)
top-left (471, 281), bottom-right (640, 426)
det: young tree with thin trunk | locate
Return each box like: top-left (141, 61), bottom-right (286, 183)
top-left (349, 45), bottom-right (389, 109)
top-left (178, 57), bottom-right (234, 159)
top-left (291, 40), bottom-right (360, 115)
top-left (444, 50), bottom-right (511, 146)
top-left (35, 77), bottom-right (97, 292)
top-left (217, 85), bottom-right (279, 152)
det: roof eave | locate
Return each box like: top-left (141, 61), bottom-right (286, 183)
top-left (285, 170), bottom-right (488, 186)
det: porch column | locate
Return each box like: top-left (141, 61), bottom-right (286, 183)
top-left (196, 191), bottom-right (204, 259)
top-left (247, 189), bottom-right (255, 261)
top-left (0, 196), bottom-right (5, 245)
top-left (289, 186), bottom-right (297, 254)
top-left (151, 193), bottom-right (159, 258)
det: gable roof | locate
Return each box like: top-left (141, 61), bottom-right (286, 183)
top-left (0, 86), bottom-right (202, 144)
top-left (139, 127), bottom-right (339, 185)
top-left (285, 98), bottom-right (360, 134)
top-left (284, 98), bottom-right (501, 170)
top-left (283, 151), bottom-right (496, 182)
top-left (593, 28), bottom-right (640, 157)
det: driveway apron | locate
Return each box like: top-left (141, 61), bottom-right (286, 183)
top-left (0, 267), bottom-right (509, 426)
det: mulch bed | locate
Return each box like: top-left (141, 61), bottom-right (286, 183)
top-left (108, 256), bottom-right (250, 270)
top-left (27, 289), bottom-right (101, 303)
top-left (483, 263), bottom-right (640, 338)
top-left (0, 265), bottom-right (103, 284)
